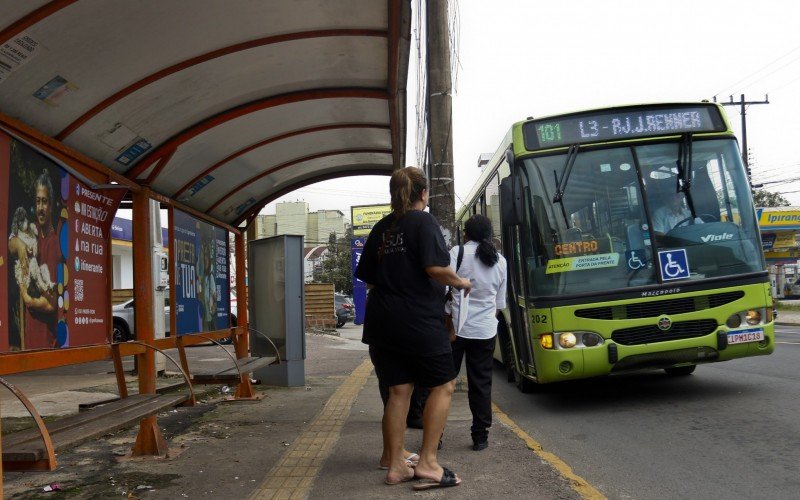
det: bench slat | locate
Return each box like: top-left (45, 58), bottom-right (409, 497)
top-left (191, 356), bottom-right (276, 384)
top-left (2, 393), bottom-right (188, 463)
top-left (3, 395), bottom-right (155, 449)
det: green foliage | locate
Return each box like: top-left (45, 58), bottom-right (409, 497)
top-left (312, 227), bottom-right (354, 295)
top-left (752, 189), bottom-right (790, 208)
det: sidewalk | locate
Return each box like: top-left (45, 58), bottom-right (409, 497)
top-left (2, 325), bottom-right (582, 499)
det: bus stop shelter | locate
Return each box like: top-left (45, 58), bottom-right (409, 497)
top-left (0, 0), bottom-right (411, 485)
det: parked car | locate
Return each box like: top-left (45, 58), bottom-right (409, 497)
top-left (112, 289), bottom-right (237, 342)
top-left (334, 294), bottom-right (355, 328)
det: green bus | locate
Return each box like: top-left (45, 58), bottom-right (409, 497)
top-left (455, 102), bottom-right (773, 391)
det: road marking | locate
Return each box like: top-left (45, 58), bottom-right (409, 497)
top-left (493, 402), bottom-right (607, 500)
top-left (776, 341), bottom-right (800, 345)
top-left (249, 358), bottom-right (373, 500)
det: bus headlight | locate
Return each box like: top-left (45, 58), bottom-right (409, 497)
top-left (582, 332), bottom-right (604, 347)
top-left (726, 314), bottom-right (742, 328)
top-left (547, 331), bottom-right (604, 349)
top-left (727, 308), bottom-right (766, 328)
top-left (558, 332), bottom-right (577, 348)
top-left (745, 309), bottom-right (762, 325)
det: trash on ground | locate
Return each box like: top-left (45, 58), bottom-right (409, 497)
top-left (42, 483), bottom-right (61, 492)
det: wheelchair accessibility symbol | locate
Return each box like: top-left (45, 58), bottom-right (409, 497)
top-left (657, 249), bottom-right (690, 281)
top-left (625, 249), bottom-right (647, 270)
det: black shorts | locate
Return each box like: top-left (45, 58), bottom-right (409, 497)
top-left (370, 345), bottom-right (456, 389)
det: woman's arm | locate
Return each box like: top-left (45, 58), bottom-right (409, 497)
top-left (426, 265), bottom-right (472, 294)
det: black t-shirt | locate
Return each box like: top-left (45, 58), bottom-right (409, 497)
top-left (355, 210), bottom-right (451, 355)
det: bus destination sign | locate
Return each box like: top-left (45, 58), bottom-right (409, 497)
top-left (522, 105), bottom-right (726, 150)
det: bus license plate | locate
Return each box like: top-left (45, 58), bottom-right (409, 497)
top-left (727, 328), bottom-right (764, 345)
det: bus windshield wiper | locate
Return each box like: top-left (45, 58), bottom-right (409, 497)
top-left (553, 145), bottom-right (579, 227)
top-left (553, 144), bottom-right (579, 203)
top-left (676, 133), bottom-right (697, 216)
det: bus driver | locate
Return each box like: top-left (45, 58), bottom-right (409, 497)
top-left (652, 191), bottom-right (701, 234)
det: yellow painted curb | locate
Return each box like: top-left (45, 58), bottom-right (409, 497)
top-left (493, 402), bottom-right (607, 500)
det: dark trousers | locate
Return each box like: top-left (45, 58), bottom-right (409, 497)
top-left (451, 335), bottom-right (495, 441)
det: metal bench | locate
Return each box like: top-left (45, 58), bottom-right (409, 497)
top-left (1, 341), bottom-right (194, 471)
top-left (191, 355), bottom-right (278, 385)
top-left (177, 331), bottom-right (279, 388)
top-left (1, 392), bottom-right (189, 470)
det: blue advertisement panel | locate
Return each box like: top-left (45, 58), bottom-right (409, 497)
top-left (350, 204), bottom-right (391, 325)
top-left (351, 237), bottom-right (366, 324)
top-left (173, 210), bottom-right (230, 335)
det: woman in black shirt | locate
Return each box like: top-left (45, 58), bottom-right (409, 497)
top-left (356, 167), bottom-right (470, 490)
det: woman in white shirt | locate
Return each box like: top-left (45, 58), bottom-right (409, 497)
top-left (448, 214), bottom-right (507, 451)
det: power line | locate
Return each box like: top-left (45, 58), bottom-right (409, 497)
top-left (716, 94), bottom-right (769, 189)
top-left (713, 42), bottom-right (800, 97)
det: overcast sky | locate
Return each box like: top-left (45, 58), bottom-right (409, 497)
top-left (264, 0), bottom-right (800, 220)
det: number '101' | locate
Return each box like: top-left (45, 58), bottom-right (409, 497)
top-left (537, 123), bottom-right (561, 143)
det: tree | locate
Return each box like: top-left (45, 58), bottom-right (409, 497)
top-left (312, 227), bottom-right (354, 295)
top-left (752, 189), bottom-right (791, 208)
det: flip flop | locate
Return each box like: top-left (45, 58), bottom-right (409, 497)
top-left (378, 453), bottom-right (419, 470)
top-left (413, 467), bottom-right (461, 490)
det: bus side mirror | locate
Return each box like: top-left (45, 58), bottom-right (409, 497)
top-left (500, 176), bottom-right (523, 226)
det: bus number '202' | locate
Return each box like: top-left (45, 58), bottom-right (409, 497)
top-left (532, 314), bottom-right (548, 324)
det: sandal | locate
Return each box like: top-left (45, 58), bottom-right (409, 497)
top-left (413, 467), bottom-right (461, 490)
top-left (378, 452), bottom-right (419, 470)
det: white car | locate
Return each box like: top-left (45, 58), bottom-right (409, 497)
top-left (112, 289), bottom-right (237, 342)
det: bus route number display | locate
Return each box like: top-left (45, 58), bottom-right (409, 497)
top-left (523, 105), bottom-right (725, 150)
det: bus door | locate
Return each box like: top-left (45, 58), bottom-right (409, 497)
top-left (500, 176), bottom-right (535, 376)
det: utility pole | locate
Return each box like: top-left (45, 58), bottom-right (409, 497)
top-left (717, 94), bottom-right (769, 186)
top-left (426, 0), bottom-right (456, 246)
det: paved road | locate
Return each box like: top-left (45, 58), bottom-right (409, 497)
top-left (493, 324), bottom-right (800, 499)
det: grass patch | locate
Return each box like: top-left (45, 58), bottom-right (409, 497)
top-left (775, 301), bottom-right (800, 312)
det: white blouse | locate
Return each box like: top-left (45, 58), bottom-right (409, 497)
top-left (448, 241), bottom-right (507, 340)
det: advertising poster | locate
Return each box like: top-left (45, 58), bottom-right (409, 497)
top-left (173, 210), bottom-right (230, 335)
top-left (351, 204), bottom-right (391, 237)
top-left (350, 204), bottom-right (391, 324)
top-left (0, 133), bottom-right (124, 352)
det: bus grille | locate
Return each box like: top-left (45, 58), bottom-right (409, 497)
top-left (611, 319), bottom-right (718, 345)
top-left (575, 291), bottom-right (744, 320)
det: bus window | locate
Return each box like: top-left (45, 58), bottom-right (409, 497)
top-left (485, 174), bottom-right (502, 250)
top-left (521, 147), bottom-right (655, 295)
top-left (638, 140), bottom-right (763, 279)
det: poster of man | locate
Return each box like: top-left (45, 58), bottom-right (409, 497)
top-left (5, 142), bottom-right (60, 349)
top-left (0, 133), bottom-right (124, 352)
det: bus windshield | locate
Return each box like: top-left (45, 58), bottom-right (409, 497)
top-left (519, 138), bottom-right (764, 297)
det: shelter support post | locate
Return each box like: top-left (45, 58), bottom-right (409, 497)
top-left (131, 190), bottom-right (168, 456)
top-left (233, 232), bottom-right (259, 400)
top-left (1, 403), bottom-right (3, 497)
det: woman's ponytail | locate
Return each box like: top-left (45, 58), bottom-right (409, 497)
top-left (390, 167), bottom-right (427, 218)
top-left (464, 214), bottom-right (498, 267)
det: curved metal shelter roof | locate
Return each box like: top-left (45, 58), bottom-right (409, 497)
top-left (0, 0), bottom-right (410, 227)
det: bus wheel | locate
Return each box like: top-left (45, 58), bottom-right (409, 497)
top-left (499, 329), bottom-right (516, 383)
top-left (515, 371), bottom-right (538, 393)
top-left (664, 365), bottom-right (696, 376)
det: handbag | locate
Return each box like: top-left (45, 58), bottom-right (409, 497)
top-left (444, 245), bottom-right (464, 342)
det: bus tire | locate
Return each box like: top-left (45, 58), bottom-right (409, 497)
top-left (664, 365), bottom-right (696, 376)
top-left (497, 326), bottom-right (516, 383)
top-left (515, 371), bottom-right (538, 393)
